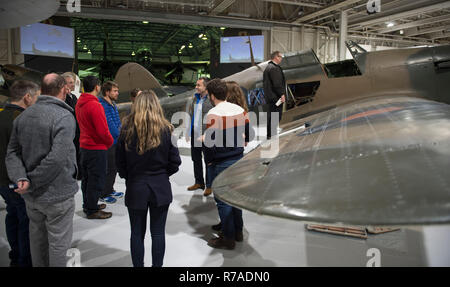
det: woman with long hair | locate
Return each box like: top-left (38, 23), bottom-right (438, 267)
top-left (116, 90), bottom-right (181, 267)
top-left (226, 81), bottom-right (248, 112)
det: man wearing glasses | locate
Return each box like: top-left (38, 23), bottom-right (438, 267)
top-left (263, 51), bottom-right (286, 139)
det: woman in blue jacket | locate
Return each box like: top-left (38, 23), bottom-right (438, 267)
top-left (116, 90), bottom-right (181, 267)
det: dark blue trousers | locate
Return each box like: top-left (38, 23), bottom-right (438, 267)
top-left (191, 137), bottom-right (211, 188)
top-left (80, 149), bottom-right (107, 215)
top-left (0, 186), bottom-right (32, 267)
top-left (128, 204), bottom-right (169, 267)
top-left (211, 158), bottom-right (243, 240)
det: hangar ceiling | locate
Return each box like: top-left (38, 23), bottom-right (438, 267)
top-left (59, 0), bottom-right (450, 45)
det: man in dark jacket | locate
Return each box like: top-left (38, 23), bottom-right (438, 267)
top-left (76, 76), bottom-right (114, 219)
top-left (263, 51), bottom-right (286, 139)
top-left (0, 80), bottom-right (39, 267)
top-left (6, 74), bottom-right (78, 267)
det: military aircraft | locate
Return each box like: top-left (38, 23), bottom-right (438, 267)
top-left (0, 64), bottom-right (43, 105)
top-left (211, 43), bottom-right (450, 226)
top-left (91, 43), bottom-right (450, 227)
top-left (115, 42), bottom-right (450, 227)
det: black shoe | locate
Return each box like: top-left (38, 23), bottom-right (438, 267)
top-left (235, 231), bottom-right (244, 242)
top-left (207, 237), bottom-right (235, 250)
top-left (211, 223), bottom-right (222, 231)
top-left (218, 231), bottom-right (244, 242)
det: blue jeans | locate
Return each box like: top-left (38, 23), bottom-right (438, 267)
top-left (211, 158), bottom-right (243, 240)
top-left (206, 165), bottom-right (214, 188)
top-left (0, 186), bottom-right (32, 267)
top-left (128, 204), bottom-right (169, 267)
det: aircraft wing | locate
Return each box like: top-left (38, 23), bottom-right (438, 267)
top-left (212, 96), bottom-right (450, 226)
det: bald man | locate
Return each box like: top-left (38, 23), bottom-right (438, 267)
top-left (6, 73), bottom-right (78, 267)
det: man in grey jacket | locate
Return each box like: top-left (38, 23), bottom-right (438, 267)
top-left (6, 73), bottom-right (78, 267)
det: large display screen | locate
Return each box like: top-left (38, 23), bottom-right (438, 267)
top-left (20, 23), bottom-right (74, 58)
top-left (220, 35), bottom-right (264, 63)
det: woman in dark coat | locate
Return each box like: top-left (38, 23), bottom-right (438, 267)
top-left (116, 90), bottom-right (181, 267)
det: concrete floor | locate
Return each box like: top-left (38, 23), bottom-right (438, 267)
top-left (1, 154), bottom-right (449, 267)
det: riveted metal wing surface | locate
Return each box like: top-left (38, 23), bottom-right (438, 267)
top-left (212, 96), bottom-right (450, 226)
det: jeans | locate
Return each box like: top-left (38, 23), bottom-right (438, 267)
top-left (80, 149), bottom-right (107, 215)
top-left (191, 136), bottom-right (211, 187)
top-left (128, 204), bottom-right (169, 267)
top-left (211, 158), bottom-right (243, 240)
top-left (0, 186), bottom-right (32, 267)
top-left (102, 144), bottom-right (117, 198)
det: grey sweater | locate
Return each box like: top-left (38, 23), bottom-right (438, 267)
top-left (6, 95), bottom-right (78, 203)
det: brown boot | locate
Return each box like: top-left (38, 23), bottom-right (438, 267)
top-left (187, 183), bottom-right (205, 191)
top-left (203, 188), bottom-right (212, 197)
top-left (87, 210), bottom-right (112, 219)
top-left (207, 237), bottom-right (235, 250)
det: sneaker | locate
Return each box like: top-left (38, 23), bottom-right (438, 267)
top-left (110, 191), bottom-right (124, 198)
top-left (99, 196), bottom-right (117, 204)
top-left (87, 210), bottom-right (112, 220)
top-left (207, 236), bottom-right (235, 250)
top-left (203, 188), bottom-right (212, 197)
top-left (211, 223), bottom-right (222, 231)
top-left (187, 183), bottom-right (205, 191)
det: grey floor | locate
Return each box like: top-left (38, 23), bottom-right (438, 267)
top-left (1, 154), bottom-right (449, 267)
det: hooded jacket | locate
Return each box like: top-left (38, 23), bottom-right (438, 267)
top-left (6, 95), bottom-right (78, 203)
top-left (75, 93), bottom-right (113, 150)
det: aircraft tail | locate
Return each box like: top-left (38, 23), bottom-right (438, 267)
top-left (114, 62), bottom-right (168, 103)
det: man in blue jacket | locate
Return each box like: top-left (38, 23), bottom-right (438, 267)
top-left (185, 77), bottom-right (214, 196)
top-left (99, 81), bottom-right (123, 204)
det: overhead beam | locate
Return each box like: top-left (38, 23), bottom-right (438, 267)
top-left (261, 0), bottom-right (322, 9)
top-left (56, 6), bottom-right (273, 30)
top-left (141, 0), bottom-right (211, 7)
top-left (293, 0), bottom-right (361, 23)
top-left (349, 1), bottom-right (450, 28)
top-left (405, 25), bottom-right (450, 37)
top-left (210, 0), bottom-right (236, 14)
top-left (429, 31), bottom-right (450, 40)
top-left (376, 14), bottom-right (450, 33)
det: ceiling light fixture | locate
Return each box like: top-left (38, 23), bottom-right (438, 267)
top-left (131, 51), bottom-right (135, 56)
top-left (387, 22), bottom-right (394, 28)
top-left (188, 43), bottom-right (193, 48)
top-left (142, 21), bottom-right (149, 24)
top-left (83, 45), bottom-right (87, 50)
top-left (87, 50), bottom-right (92, 54)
